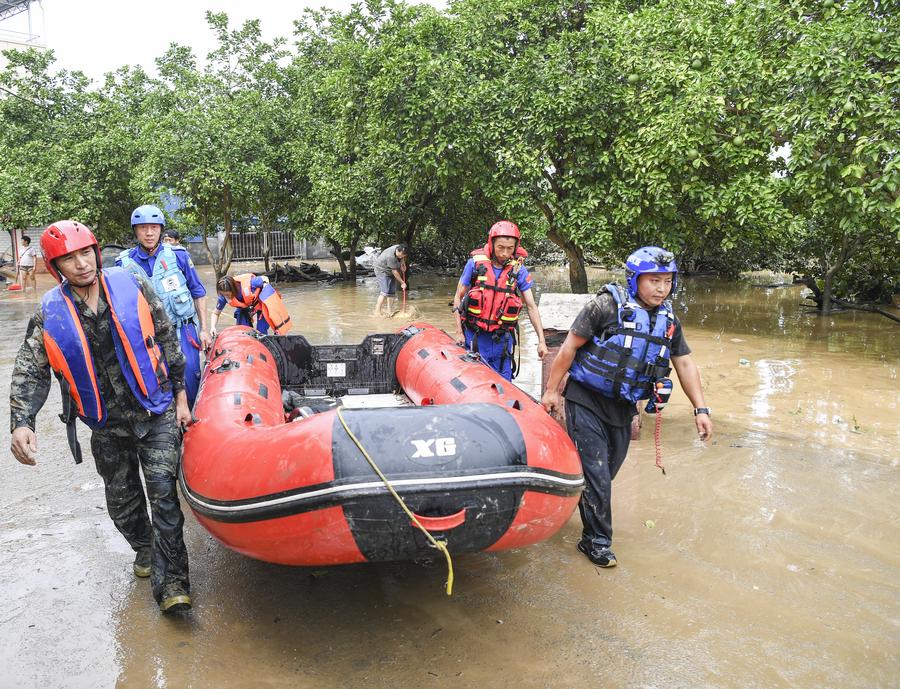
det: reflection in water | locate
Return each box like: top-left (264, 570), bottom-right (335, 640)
top-left (749, 359), bottom-right (799, 420)
top-left (0, 264), bottom-right (898, 689)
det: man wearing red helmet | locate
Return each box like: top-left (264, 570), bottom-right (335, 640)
top-left (9, 220), bottom-right (194, 614)
top-left (452, 221), bottom-right (548, 380)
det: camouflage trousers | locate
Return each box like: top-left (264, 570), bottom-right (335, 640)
top-left (90, 407), bottom-right (190, 603)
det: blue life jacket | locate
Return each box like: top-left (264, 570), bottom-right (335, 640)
top-left (118, 244), bottom-right (197, 328)
top-left (41, 268), bottom-right (173, 430)
top-left (568, 283), bottom-right (675, 403)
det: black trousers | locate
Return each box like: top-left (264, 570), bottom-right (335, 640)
top-left (90, 408), bottom-right (189, 603)
top-left (565, 399), bottom-right (632, 549)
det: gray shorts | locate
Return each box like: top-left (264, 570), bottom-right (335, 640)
top-left (19, 265), bottom-right (34, 273)
top-left (377, 275), bottom-right (396, 296)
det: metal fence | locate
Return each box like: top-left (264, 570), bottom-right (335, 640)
top-left (228, 230), bottom-right (303, 261)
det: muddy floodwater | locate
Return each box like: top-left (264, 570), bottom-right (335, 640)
top-left (1, 262), bottom-right (897, 689)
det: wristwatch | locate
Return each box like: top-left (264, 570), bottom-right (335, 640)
top-left (693, 407), bottom-right (711, 416)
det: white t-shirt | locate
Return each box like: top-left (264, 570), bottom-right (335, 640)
top-left (18, 245), bottom-right (38, 267)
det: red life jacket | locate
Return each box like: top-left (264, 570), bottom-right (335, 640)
top-left (461, 244), bottom-right (527, 333)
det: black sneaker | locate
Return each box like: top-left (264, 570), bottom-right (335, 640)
top-left (132, 548), bottom-right (151, 578)
top-left (159, 585), bottom-right (192, 614)
top-left (577, 540), bottom-right (617, 568)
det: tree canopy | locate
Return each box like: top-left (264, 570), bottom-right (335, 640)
top-left (0, 0), bottom-right (896, 307)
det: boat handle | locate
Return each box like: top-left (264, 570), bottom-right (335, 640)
top-left (411, 508), bottom-right (466, 532)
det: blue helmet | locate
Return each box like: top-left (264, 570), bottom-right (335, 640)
top-left (131, 205), bottom-right (166, 229)
top-left (625, 246), bottom-right (678, 299)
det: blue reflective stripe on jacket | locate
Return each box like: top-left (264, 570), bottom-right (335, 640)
top-left (118, 245), bottom-right (197, 327)
top-left (41, 268), bottom-right (173, 429)
top-left (568, 283), bottom-right (675, 403)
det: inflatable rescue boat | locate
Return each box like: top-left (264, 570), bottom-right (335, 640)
top-left (180, 323), bottom-right (584, 565)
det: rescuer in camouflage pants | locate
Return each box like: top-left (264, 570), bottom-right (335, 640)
top-left (89, 408), bottom-right (189, 605)
top-left (10, 222), bottom-right (192, 612)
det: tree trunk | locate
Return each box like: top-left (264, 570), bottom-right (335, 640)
top-left (547, 226), bottom-right (588, 293)
top-left (403, 221), bottom-right (415, 252)
top-left (348, 222), bottom-right (363, 280)
top-left (262, 227), bottom-right (272, 274)
top-left (536, 191), bottom-right (588, 294)
top-left (404, 191), bottom-right (431, 250)
top-left (327, 237), bottom-right (347, 277)
top-left (799, 275), bottom-right (823, 309)
top-left (821, 271), bottom-right (834, 316)
top-left (820, 232), bottom-right (852, 316)
top-left (219, 185), bottom-right (234, 279)
top-left (199, 207), bottom-right (217, 277)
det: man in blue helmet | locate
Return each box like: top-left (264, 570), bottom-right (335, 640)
top-left (541, 246), bottom-right (712, 568)
top-left (116, 205), bottom-right (210, 407)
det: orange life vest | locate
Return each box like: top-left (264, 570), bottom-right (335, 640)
top-left (230, 274), bottom-right (293, 335)
top-left (42, 268), bottom-right (172, 429)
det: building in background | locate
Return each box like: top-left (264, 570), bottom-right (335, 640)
top-left (0, 1), bottom-right (45, 70)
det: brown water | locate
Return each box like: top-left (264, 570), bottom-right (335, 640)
top-left (1, 263), bottom-right (897, 689)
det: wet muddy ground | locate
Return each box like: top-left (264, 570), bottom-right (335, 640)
top-left (1, 262), bottom-right (897, 689)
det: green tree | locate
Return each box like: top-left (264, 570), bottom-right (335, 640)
top-left (289, 5), bottom-right (372, 277)
top-left (0, 49), bottom-right (94, 233)
top-left (451, 0), bottom-right (801, 290)
top-left (136, 13), bottom-right (292, 279)
top-left (0, 49), bottom-right (151, 242)
top-left (771, 0), bottom-right (899, 312)
top-left (451, 0), bottom-right (609, 292)
top-left (604, 0), bottom-right (792, 273)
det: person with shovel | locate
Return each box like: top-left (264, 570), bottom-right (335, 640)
top-left (372, 244), bottom-right (408, 317)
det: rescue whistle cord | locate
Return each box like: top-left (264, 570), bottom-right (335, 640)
top-left (335, 406), bottom-right (455, 596)
top-left (654, 408), bottom-right (666, 475)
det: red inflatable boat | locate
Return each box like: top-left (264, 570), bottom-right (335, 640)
top-left (180, 323), bottom-right (584, 566)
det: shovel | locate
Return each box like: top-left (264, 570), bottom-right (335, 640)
top-left (390, 269), bottom-right (418, 319)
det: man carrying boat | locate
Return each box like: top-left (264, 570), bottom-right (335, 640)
top-left (116, 204), bottom-right (209, 408)
top-left (9, 220), bottom-right (193, 613)
top-left (452, 221), bottom-right (549, 380)
top-left (210, 273), bottom-right (293, 336)
top-left (541, 246), bottom-right (713, 568)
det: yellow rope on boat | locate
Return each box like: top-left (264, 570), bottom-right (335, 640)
top-left (336, 406), bottom-right (454, 596)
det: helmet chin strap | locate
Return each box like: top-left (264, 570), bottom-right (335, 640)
top-left (69, 274), bottom-right (99, 301)
top-left (135, 227), bottom-right (161, 254)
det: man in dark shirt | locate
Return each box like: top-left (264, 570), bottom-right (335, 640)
top-left (9, 221), bottom-right (193, 613)
top-left (542, 246), bottom-right (712, 568)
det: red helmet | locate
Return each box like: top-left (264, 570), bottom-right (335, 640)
top-left (41, 220), bottom-right (101, 283)
top-left (488, 220), bottom-right (520, 242)
top-left (486, 220), bottom-right (520, 259)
